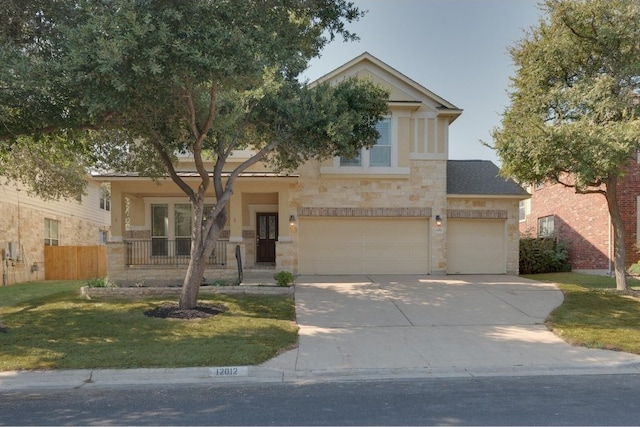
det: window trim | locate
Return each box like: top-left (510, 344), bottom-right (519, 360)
top-left (537, 215), bottom-right (555, 237)
top-left (324, 117), bottom-right (409, 175)
top-left (44, 218), bottom-right (60, 246)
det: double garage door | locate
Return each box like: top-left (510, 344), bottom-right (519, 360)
top-left (298, 217), bottom-right (507, 275)
top-left (298, 218), bottom-right (429, 274)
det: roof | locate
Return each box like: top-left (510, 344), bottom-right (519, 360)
top-left (447, 160), bottom-right (529, 197)
top-left (91, 171), bottom-right (299, 180)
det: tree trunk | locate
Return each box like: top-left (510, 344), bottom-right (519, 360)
top-left (604, 177), bottom-right (627, 291)
top-left (179, 248), bottom-right (208, 309)
top-left (178, 208), bottom-right (225, 309)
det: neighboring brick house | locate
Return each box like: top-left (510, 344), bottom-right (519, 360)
top-left (94, 53), bottom-right (529, 284)
top-left (0, 179), bottom-right (111, 285)
top-left (519, 156), bottom-right (640, 273)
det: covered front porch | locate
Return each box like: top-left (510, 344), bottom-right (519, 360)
top-left (100, 173), bottom-right (299, 285)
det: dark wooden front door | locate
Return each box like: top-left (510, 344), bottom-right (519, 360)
top-left (256, 213), bottom-right (278, 263)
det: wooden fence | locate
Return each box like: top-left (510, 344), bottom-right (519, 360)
top-left (44, 246), bottom-right (107, 280)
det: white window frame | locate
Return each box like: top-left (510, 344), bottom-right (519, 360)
top-left (44, 218), bottom-right (60, 246)
top-left (323, 117), bottom-right (409, 175)
top-left (100, 185), bottom-right (111, 211)
top-left (519, 199), bottom-right (531, 222)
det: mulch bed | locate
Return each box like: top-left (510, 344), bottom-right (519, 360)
top-left (144, 303), bottom-right (227, 320)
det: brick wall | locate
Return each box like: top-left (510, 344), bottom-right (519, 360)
top-left (520, 160), bottom-right (640, 270)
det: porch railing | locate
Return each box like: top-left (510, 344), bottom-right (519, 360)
top-left (126, 239), bottom-right (228, 266)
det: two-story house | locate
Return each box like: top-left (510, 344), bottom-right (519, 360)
top-left (95, 53), bottom-right (528, 285)
top-left (0, 179), bottom-right (111, 285)
top-left (519, 155), bottom-right (640, 274)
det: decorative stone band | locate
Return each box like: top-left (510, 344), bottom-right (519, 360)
top-left (298, 207), bottom-right (433, 217)
top-left (446, 209), bottom-right (508, 219)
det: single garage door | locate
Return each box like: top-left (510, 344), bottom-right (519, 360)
top-left (299, 218), bottom-right (429, 274)
top-left (446, 219), bottom-right (506, 274)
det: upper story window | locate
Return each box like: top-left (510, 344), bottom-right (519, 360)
top-left (100, 185), bottom-right (111, 211)
top-left (339, 118), bottom-right (392, 168)
top-left (519, 199), bottom-right (531, 222)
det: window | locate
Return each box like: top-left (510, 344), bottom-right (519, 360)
top-left (151, 204), bottom-right (169, 256)
top-left (100, 185), bottom-right (110, 211)
top-left (340, 152), bottom-right (361, 167)
top-left (519, 199), bottom-right (531, 222)
top-left (340, 118), bottom-right (392, 168)
top-left (538, 215), bottom-right (555, 237)
top-left (99, 230), bottom-right (109, 245)
top-left (44, 219), bottom-right (60, 246)
top-left (174, 204), bottom-right (192, 256)
top-left (369, 119), bottom-right (391, 167)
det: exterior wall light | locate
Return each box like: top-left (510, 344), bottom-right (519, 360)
top-left (435, 215), bottom-right (442, 226)
top-left (289, 215), bottom-right (296, 225)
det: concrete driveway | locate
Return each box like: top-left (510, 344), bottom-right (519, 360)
top-left (263, 275), bottom-right (640, 377)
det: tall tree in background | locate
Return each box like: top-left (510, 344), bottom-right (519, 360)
top-left (0, 0), bottom-right (389, 308)
top-left (491, 0), bottom-right (640, 290)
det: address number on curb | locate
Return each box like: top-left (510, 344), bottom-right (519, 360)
top-left (210, 367), bottom-right (248, 377)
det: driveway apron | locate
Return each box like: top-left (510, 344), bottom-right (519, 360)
top-left (263, 275), bottom-right (640, 375)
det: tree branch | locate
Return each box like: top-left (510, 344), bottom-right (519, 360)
top-left (152, 140), bottom-right (195, 201)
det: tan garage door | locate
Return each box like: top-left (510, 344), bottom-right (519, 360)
top-left (446, 219), bottom-right (506, 274)
top-left (299, 218), bottom-right (429, 274)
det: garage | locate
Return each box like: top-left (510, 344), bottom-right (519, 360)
top-left (299, 217), bottom-right (430, 274)
top-left (446, 219), bottom-right (506, 274)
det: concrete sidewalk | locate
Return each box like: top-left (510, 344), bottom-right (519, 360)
top-left (2, 275), bottom-right (640, 390)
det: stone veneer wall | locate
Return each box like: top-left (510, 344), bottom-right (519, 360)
top-left (292, 159), bottom-right (448, 274)
top-left (1, 202), bottom-right (105, 285)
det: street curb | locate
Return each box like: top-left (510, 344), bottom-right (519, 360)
top-left (2, 363), bottom-right (640, 391)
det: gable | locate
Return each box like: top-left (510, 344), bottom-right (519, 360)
top-left (313, 52), bottom-right (462, 118)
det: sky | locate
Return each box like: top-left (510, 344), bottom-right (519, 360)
top-left (302, 0), bottom-right (544, 165)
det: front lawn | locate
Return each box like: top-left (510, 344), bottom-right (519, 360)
top-left (523, 272), bottom-right (640, 354)
top-left (0, 281), bottom-right (298, 371)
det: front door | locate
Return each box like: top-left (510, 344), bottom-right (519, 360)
top-left (256, 213), bottom-right (277, 263)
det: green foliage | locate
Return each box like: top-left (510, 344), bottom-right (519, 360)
top-left (492, 0), bottom-right (640, 190)
top-left (492, 0), bottom-right (640, 290)
top-left (86, 277), bottom-right (119, 288)
top-left (0, 281), bottom-right (297, 370)
top-left (273, 271), bottom-right (295, 287)
top-left (0, 0), bottom-right (389, 307)
top-left (519, 235), bottom-right (570, 274)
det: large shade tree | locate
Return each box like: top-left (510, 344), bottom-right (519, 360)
top-left (0, 0), bottom-right (389, 308)
top-left (491, 0), bottom-right (640, 290)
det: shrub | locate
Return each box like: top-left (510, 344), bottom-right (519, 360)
top-left (86, 277), bottom-right (119, 288)
top-left (273, 271), bottom-right (295, 287)
top-left (519, 235), bottom-right (570, 274)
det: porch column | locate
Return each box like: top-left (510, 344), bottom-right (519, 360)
top-left (276, 186), bottom-right (295, 272)
top-left (110, 184), bottom-right (126, 242)
top-left (227, 192), bottom-right (244, 271)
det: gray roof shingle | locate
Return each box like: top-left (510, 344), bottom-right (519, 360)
top-left (447, 160), bottom-right (529, 196)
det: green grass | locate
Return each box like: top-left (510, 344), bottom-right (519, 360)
top-left (0, 281), bottom-right (298, 371)
top-left (523, 272), bottom-right (640, 354)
